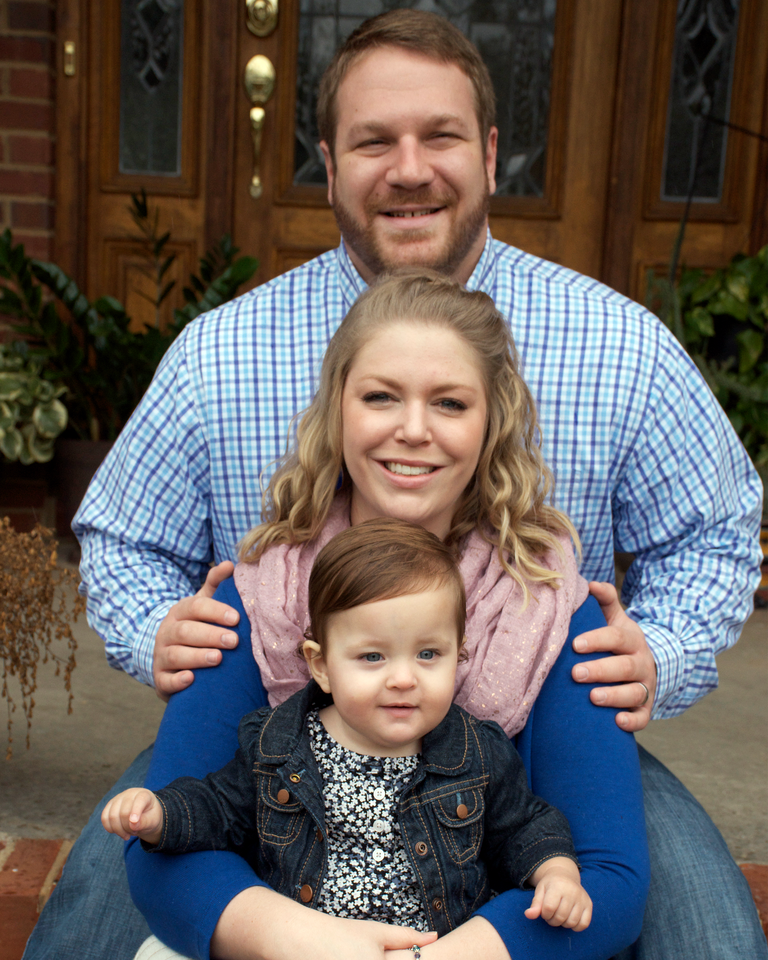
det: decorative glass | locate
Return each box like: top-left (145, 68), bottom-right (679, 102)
top-left (294, 0), bottom-right (558, 197)
top-left (119, 0), bottom-right (184, 176)
top-left (662, 0), bottom-right (741, 202)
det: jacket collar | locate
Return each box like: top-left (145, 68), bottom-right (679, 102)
top-left (255, 681), bottom-right (474, 776)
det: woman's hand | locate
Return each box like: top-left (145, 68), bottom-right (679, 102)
top-left (210, 886), bottom-right (437, 960)
top-left (571, 582), bottom-right (657, 732)
top-left (153, 561), bottom-right (239, 700)
top-left (385, 917), bottom-right (509, 960)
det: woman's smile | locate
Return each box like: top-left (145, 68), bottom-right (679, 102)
top-left (341, 320), bottom-right (488, 539)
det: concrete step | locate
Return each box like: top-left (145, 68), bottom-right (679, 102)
top-left (0, 840), bottom-right (765, 960)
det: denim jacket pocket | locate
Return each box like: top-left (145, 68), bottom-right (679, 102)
top-left (430, 787), bottom-right (484, 865)
top-left (255, 769), bottom-right (308, 847)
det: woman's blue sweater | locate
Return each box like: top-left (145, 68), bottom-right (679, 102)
top-left (126, 580), bottom-right (649, 960)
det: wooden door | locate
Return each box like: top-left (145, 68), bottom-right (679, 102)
top-left (53, 0), bottom-right (768, 317)
top-left (602, 0), bottom-right (768, 302)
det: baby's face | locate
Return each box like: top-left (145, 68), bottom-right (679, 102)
top-left (310, 585), bottom-right (461, 756)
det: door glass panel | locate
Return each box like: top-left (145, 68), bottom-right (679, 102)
top-left (119, 0), bottom-right (184, 176)
top-left (294, 0), bottom-right (557, 197)
top-left (661, 0), bottom-right (740, 202)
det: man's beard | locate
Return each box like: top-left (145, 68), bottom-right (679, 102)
top-left (331, 184), bottom-right (490, 279)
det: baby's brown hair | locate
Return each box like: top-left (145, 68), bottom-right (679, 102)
top-left (307, 519), bottom-right (466, 654)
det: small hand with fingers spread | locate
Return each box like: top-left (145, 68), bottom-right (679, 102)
top-left (571, 582), bottom-right (657, 732)
top-left (101, 788), bottom-right (164, 845)
top-left (153, 561), bottom-right (238, 700)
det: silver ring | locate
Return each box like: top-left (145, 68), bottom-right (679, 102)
top-left (637, 681), bottom-right (650, 706)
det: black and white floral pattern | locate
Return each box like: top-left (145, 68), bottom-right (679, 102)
top-left (308, 710), bottom-right (428, 929)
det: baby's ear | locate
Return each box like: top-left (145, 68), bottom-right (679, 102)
top-left (302, 640), bottom-right (332, 693)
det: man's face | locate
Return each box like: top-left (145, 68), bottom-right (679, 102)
top-left (321, 47), bottom-right (498, 284)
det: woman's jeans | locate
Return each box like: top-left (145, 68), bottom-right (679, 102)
top-left (21, 744), bottom-right (768, 960)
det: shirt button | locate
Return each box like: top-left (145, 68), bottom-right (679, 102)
top-left (372, 819), bottom-right (387, 832)
top-left (415, 841), bottom-right (428, 856)
top-left (277, 789), bottom-right (290, 804)
top-left (372, 848), bottom-right (386, 863)
top-left (373, 787), bottom-right (386, 800)
top-left (300, 884), bottom-right (313, 902)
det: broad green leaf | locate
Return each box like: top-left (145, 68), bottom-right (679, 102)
top-left (0, 426), bottom-right (23, 461)
top-left (33, 397), bottom-right (68, 438)
top-left (737, 329), bottom-right (764, 374)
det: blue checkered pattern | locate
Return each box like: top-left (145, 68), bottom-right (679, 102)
top-left (74, 234), bottom-right (763, 717)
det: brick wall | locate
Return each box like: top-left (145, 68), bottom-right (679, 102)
top-left (0, 1), bottom-right (56, 261)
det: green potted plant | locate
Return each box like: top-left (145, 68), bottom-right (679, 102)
top-left (0, 193), bottom-right (258, 529)
top-left (0, 343), bottom-right (68, 464)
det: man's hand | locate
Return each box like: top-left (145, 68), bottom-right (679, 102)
top-left (571, 581), bottom-right (657, 732)
top-left (153, 561), bottom-right (239, 700)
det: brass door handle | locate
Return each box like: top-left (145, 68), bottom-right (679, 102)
top-left (244, 55), bottom-right (276, 199)
top-left (246, 0), bottom-right (278, 38)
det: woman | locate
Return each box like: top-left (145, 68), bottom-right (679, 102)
top-left (127, 271), bottom-right (649, 960)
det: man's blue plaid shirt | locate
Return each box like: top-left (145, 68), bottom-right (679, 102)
top-left (74, 234), bottom-right (763, 717)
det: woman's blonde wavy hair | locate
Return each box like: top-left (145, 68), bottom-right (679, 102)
top-left (239, 270), bottom-right (580, 604)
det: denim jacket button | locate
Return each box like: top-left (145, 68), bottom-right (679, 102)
top-left (316, 828), bottom-right (323, 841)
top-left (456, 804), bottom-right (469, 819)
top-left (300, 884), bottom-right (313, 902)
top-left (432, 898), bottom-right (443, 912)
top-left (289, 773), bottom-right (301, 783)
top-left (277, 789), bottom-right (290, 804)
top-left (415, 841), bottom-right (428, 856)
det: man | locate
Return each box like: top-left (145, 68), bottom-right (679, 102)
top-left (24, 11), bottom-right (764, 960)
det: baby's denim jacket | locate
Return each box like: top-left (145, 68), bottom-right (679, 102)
top-left (150, 681), bottom-right (577, 935)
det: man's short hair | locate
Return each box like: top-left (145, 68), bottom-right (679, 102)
top-left (317, 9), bottom-right (496, 161)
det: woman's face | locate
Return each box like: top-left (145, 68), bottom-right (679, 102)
top-left (341, 321), bottom-right (487, 539)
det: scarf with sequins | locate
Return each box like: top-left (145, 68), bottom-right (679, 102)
top-left (234, 496), bottom-right (589, 737)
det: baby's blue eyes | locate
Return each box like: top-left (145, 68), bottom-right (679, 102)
top-left (360, 650), bottom-right (438, 662)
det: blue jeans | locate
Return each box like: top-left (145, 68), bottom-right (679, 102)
top-left (22, 744), bottom-right (767, 960)
top-left (613, 745), bottom-right (767, 960)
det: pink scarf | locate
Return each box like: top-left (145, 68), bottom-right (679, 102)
top-left (234, 497), bottom-right (589, 737)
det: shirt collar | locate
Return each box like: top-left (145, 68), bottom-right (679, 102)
top-left (334, 228), bottom-right (497, 303)
top-left (335, 239), bottom-right (369, 310)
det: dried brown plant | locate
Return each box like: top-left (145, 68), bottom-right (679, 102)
top-left (0, 517), bottom-right (85, 758)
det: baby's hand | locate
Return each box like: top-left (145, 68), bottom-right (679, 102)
top-left (101, 787), bottom-right (164, 845)
top-left (524, 857), bottom-right (592, 931)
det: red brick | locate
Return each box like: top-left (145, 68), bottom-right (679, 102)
top-left (0, 100), bottom-right (52, 131)
top-left (11, 199), bottom-right (54, 228)
top-left (8, 134), bottom-right (52, 165)
top-left (741, 864), bottom-right (768, 940)
top-left (11, 232), bottom-right (52, 258)
top-left (0, 839), bottom-right (66, 960)
top-left (0, 169), bottom-right (53, 196)
top-left (8, 3), bottom-right (55, 34)
top-left (0, 37), bottom-right (53, 64)
top-left (9, 67), bottom-right (52, 99)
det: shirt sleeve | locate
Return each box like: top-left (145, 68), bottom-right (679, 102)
top-left (73, 329), bottom-right (217, 685)
top-left (612, 327), bottom-right (763, 716)
top-left (475, 596), bottom-right (650, 959)
top-left (125, 576), bottom-right (270, 960)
